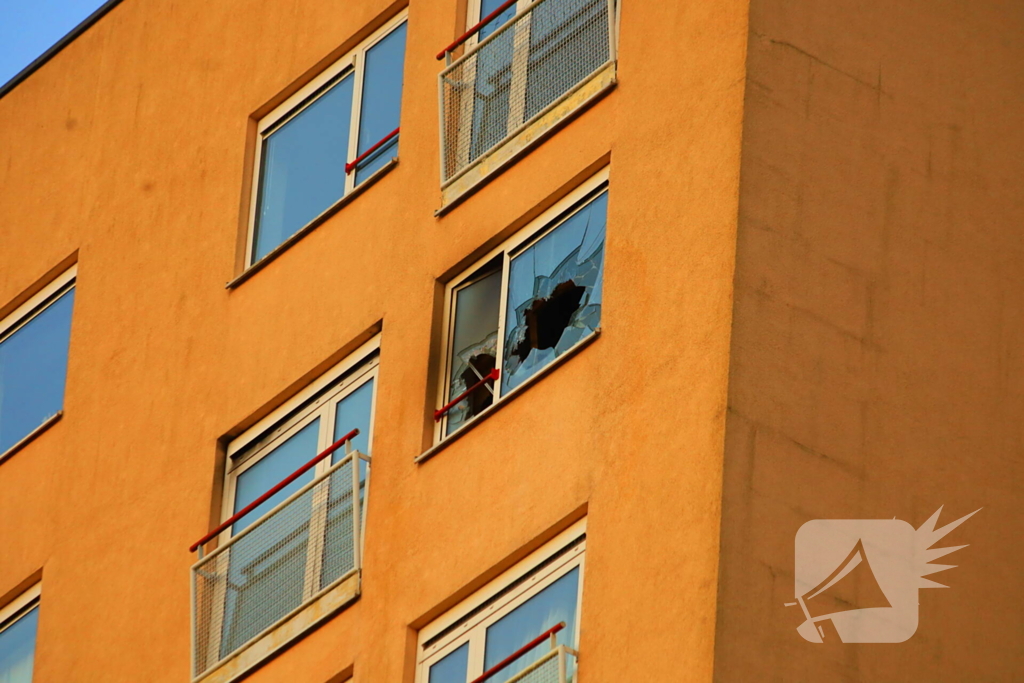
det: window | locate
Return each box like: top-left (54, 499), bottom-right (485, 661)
top-left (439, 0), bottom-right (615, 189)
top-left (0, 266), bottom-right (76, 459)
top-left (416, 523), bottom-right (585, 683)
top-left (192, 340), bottom-right (378, 676)
top-left (435, 171), bottom-right (607, 439)
top-left (0, 583), bottom-right (41, 683)
top-left (246, 13), bottom-right (408, 265)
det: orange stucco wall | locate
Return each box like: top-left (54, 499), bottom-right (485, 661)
top-left (0, 1), bottom-right (749, 682)
top-left (716, 0), bottom-right (1024, 680)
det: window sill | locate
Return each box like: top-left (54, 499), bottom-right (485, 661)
top-left (436, 62), bottom-right (616, 216)
top-left (416, 329), bottom-right (600, 464)
top-left (193, 570), bottom-right (360, 683)
top-left (0, 411), bottom-right (63, 466)
top-left (227, 159), bottom-right (399, 290)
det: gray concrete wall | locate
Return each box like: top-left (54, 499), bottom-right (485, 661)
top-left (716, 0), bottom-right (1024, 680)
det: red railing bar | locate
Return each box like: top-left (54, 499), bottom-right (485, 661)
top-left (189, 428), bottom-right (360, 552)
top-left (345, 127), bottom-right (400, 174)
top-left (469, 622), bottom-right (565, 683)
top-left (436, 0), bottom-right (518, 60)
top-left (434, 368), bottom-right (500, 421)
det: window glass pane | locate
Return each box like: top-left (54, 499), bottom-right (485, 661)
top-left (0, 287), bottom-right (74, 454)
top-left (483, 567), bottom-right (580, 683)
top-left (233, 419), bottom-right (320, 534)
top-left (223, 420), bottom-right (320, 653)
top-left (429, 643), bottom-right (469, 683)
top-left (253, 76), bottom-right (354, 263)
top-left (332, 378), bottom-right (375, 461)
top-left (479, 0), bottom-right (517, 39)
top-left (502, 192), bottom-right (607, 393)
top-left (0, 606), bottom-right (38, 683)
top-left (447, 269), bottom-right (502, 435)
top-left (355, 23), bottom-right (407, 184)
top-left (321, 376), bottom-right (375, 585)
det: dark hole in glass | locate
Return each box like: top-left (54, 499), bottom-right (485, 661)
top-left (459, 353), bottom-right (497, 417)
top-left (509, 280), bottom-right (586, 363)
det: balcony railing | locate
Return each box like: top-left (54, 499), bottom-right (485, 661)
top-left (504, 646), bottom-right (577, 683)
top-left (473, 622), bottom-right (579, 683)
top-left (438, 0), bottom-right (615, 186)
top-left (190, 440), bottom-right (369, 678)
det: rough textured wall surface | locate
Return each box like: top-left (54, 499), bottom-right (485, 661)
top-left (0, 0), bottom-right (748, 682)
top-left (716, 0), bottom-right (1024, 680)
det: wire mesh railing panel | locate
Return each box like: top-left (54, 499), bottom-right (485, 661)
top-left (439, 0), bottom-right (613, 184)
top-left (192, 456), bottom-right (364, 678)
top-left (505, 648), bottom-right (576, 683)
top-left (320, 458), bottom-right (366, 586)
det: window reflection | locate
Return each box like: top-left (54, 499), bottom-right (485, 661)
top-left (479, 0), bottom-right (518, 40)
top-left (0, 605), bottom-right (39, 683)
top-left (0, 286), bottom-right (75, 455)
top-left (232, 420), bottom-right (320, 533)
top-left (254, 76), bottom-right (354, 262)
top-left (429, 642), bottom-right (470, 683)
top-left (355, 24), bottom-right (407, 183)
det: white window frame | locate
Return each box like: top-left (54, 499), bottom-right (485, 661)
top-left (244, 11), bottom-right (408, 267)
top-left (0, 265), bottom-right (77, 461)
top-left (196, 338), bottom-right (380, 674)
top-left (416, 519), bottom-right (586, 683)
top-left (0, 583), bottom-right (40, 632)
top-left (220, 334), bottom-right (380, 548)
top-left (0, 582), bottom-right (41, 672)
top-left (434, 168), bottom-right (608, 443)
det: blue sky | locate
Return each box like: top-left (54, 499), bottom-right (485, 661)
top-left (1, 0), bottom-right (109, 87)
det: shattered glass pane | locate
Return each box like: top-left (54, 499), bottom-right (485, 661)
top-left (447, 269), bottom-right (502, 435)
top-left (502, 190), bottom-right (607, 393)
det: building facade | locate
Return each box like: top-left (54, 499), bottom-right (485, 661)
top-left (0, 0), bottom-right (1019, 682)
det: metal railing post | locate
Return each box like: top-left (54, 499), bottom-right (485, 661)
top-left (438, 69), bottom-right (449, 183)
top-left (350, 444), bottom-right (361, 574)
top-left (606, 0), bottom-right (617, 63)
top-left (190, 563), bottom-right (198, 678)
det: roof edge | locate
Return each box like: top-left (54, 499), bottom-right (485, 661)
top-left (0, 0), bottom-right (126, 101)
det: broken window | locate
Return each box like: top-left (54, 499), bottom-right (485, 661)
top-left (445, 266), bottom-right (502, 435)
top-left (435, 174), bottom-right (607, 440)
top-left (503, 191), bottom-right (605, 392)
